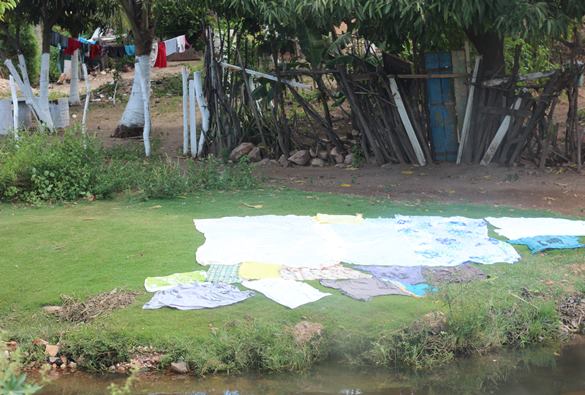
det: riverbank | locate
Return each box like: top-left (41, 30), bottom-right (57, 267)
top-left (1, 189), bottom-right (584, 376)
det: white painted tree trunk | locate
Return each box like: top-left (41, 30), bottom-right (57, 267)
top-left (137, 55), bottom-right (152, 156)
top-left (69, 49), bottom-right (81, 106)
top-left (9, 76), bottom-right (19, 138)
top-left (188, 79), bottom-right (197, 157)
top-left (181, 67), bottom-right (189, 155)
top-left (39, 52), bottom-right (54, 129)
top-left (193, 71), bottom-right (210, 156)
top-left (81, 64), bottom-right (91, 135)
top-left (118, 55), bottom-right (151, 152)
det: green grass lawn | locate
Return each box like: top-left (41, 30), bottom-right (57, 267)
top-left (1, 188), bottom-right (583, 372)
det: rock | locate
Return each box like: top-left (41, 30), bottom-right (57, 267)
top-left (411, 312), bottom-right (447, 335)
top-left (310, 158), bottom-right (325, 167)
top-left (269, 160), bottom-right (279, 166)
top-left (255, 158), bottom-right (270, 167)
top-left (344, 153), bottom-right (354, 165)
top-left (45, 344), bottom-right (60, 357)
top-left (381, 163), bottom-right (393, 169)
top-left (170, 361), bottom-right (189, 374)
top-left (43, 306), bottom-right (63, 315)
top-left (69, 362), bottom-right (77, 370)
top-left (5, 341), bottom-right (18, 352)
top-left (288, 150), bottom-right (310, 166)
top-left (278, 154), bottom-right (289, 168)
top-left (309, 148), bottom-right (317, 158)
top-left (229, 142), bottom-right (255, 162)
top-left (334, 164), bottom-right (347, 168)
top-left (247, 146), bottom-right (262, 162)
top-left (48, 356), bottom-right (59, 364)
top-left (318, 150), bottom-right (329, 161)
top-left (330, 147), bottom-right (344, 164)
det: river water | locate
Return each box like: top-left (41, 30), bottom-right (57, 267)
top-left (39, 342), bottom-right (585, 395)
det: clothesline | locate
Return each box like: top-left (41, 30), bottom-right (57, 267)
top-left (50, 30), bottom-right (189, 68)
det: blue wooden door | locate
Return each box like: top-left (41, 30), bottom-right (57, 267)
top-left (425, 52), bottom-right (458, 162)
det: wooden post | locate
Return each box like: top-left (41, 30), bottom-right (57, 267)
top-left (456, 56), bottom-right (481, 164)
top-left (8, 76), bottom-right (19, 137)
top-left (189, 79), bottom-right (197, 157)
top-left (5, 59), bottom-right (43, 126)
top-left (181, 67), bottom-right (189, 155)
top-left (193, 71), bottom-right (209, 157)
top-left (81, 64), bottom-right (91, 136)
top-left (389, 78), bottom-right (427, 166)
top-left (480, 98), bottom-right (522, 165)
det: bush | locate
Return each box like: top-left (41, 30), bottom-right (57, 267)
top-left (0, 129), bottom-right (258, 204)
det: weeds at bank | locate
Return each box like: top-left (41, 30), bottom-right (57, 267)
top-left (0, 129), bottom-right (257, 203)
top-left (361, 284), bottom-right (562, 370)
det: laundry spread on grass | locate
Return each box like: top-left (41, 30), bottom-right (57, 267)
top-left (485, 217), bottom-right (585, 240)
top-left (205, 264), bottom-right (241, 284)
top-left (241, 279), bottom-right (331, 309)
top-left (142, 213), bottom-right (585, 312)
top-left (144, 271), bottom-right (207, 292)
top-left (143, 283), bottom-right (254, 310)
top-left (194, 215), bottom-right (520, 268)
top-left (320, 278), bottom-right (414, 301)
top-left (239, 262), bottom-right (282, 280)
top-left (509, 236), bottom-right (585, 254)
top-left (280, 264), bottom-right (371, 281)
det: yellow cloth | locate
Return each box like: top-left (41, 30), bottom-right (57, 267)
top-left (239, 262), bottom-right (282, 280)
top-left (314, 213), bottom-right (364, 224)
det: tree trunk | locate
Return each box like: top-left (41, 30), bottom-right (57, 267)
top-left (114, 56), bottom-right (151, 139)
top-left (39, 23), bottom-right (52, 128)
top-left (115, 0), bottom-right (154, 144)
top-left (465, 30), bottom-right (506, 78)
top-left (69, 49), bottom-right (81, 105)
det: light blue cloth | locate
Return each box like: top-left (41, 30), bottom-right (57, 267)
top-left (354, 265), bottom-right (425, 285)
top-left (509, 236), bottom-right (584, 254)
top-left (124, 45), bottom-right (136, 56)
top-left (405, 283), bottom-right (434, 297)
top-left (143, 282), bottom-right (253, 310)
top-left (77, 37), bottom-right (96, 45)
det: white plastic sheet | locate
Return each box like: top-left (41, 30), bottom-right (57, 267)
top-left (195, 215), bottom-right (520, 268)
top-left (486, 217), bottom-right (585, 240)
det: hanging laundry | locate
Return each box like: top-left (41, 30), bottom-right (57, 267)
top-left (63, 38), bottom-right (81, 56)
top-left (77, 37), bottom-right (96, 45)
top-left (242, 279), bottom-right (330, 309)
top-left (164, 37), bottom-right (178, 56)
top-left (320, 278), bottom-right (413, 301)
top-left (239, 262), bottom-right (282, 280)
top-left (177, 35), bottom-right (187, 53)
top-left (485, 217), bottom-right (585, 240)
top-left (154, 41), bottom-right (167, 68)
top-left (124, 45), bottom-right (136, 57)
top-left (509, 236), bottom-right (585, 254)
top-left (89, 44), bottom-right (102, 60)
top-left (144, 271), bottom-right (207, 292)
top-left (206, 264), bottom-right (241, 284)
top-left (150, 41), bottom-right (158, 67)
top-left (143, 282), bottom-right (254, 310)
top-left (422, 264), bottom-right (487, 284)
top-left (353, 265), bottom-right (426, 285)
top-left (280, 264), bottom-right (371, 281)
top-left (50, 31), bottom-right (62, 47)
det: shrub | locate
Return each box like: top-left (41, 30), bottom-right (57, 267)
top-left (0, 129), bottom-right (258, 203)
top-left (0, 24), bottom-right (39, 83)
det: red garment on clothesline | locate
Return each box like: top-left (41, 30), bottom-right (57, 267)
top-left (63, 38), bottom-right (81, 56)
top-left (154, 41), bottom-right (167, 68)
top-left (89, 44), bottom-right (102, 60)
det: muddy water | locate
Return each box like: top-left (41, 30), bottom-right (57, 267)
top-left (40, 343), bottom-right (585, 395)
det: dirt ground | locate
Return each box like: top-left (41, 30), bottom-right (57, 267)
top-left (15, 61), bottom-right (585, 217)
